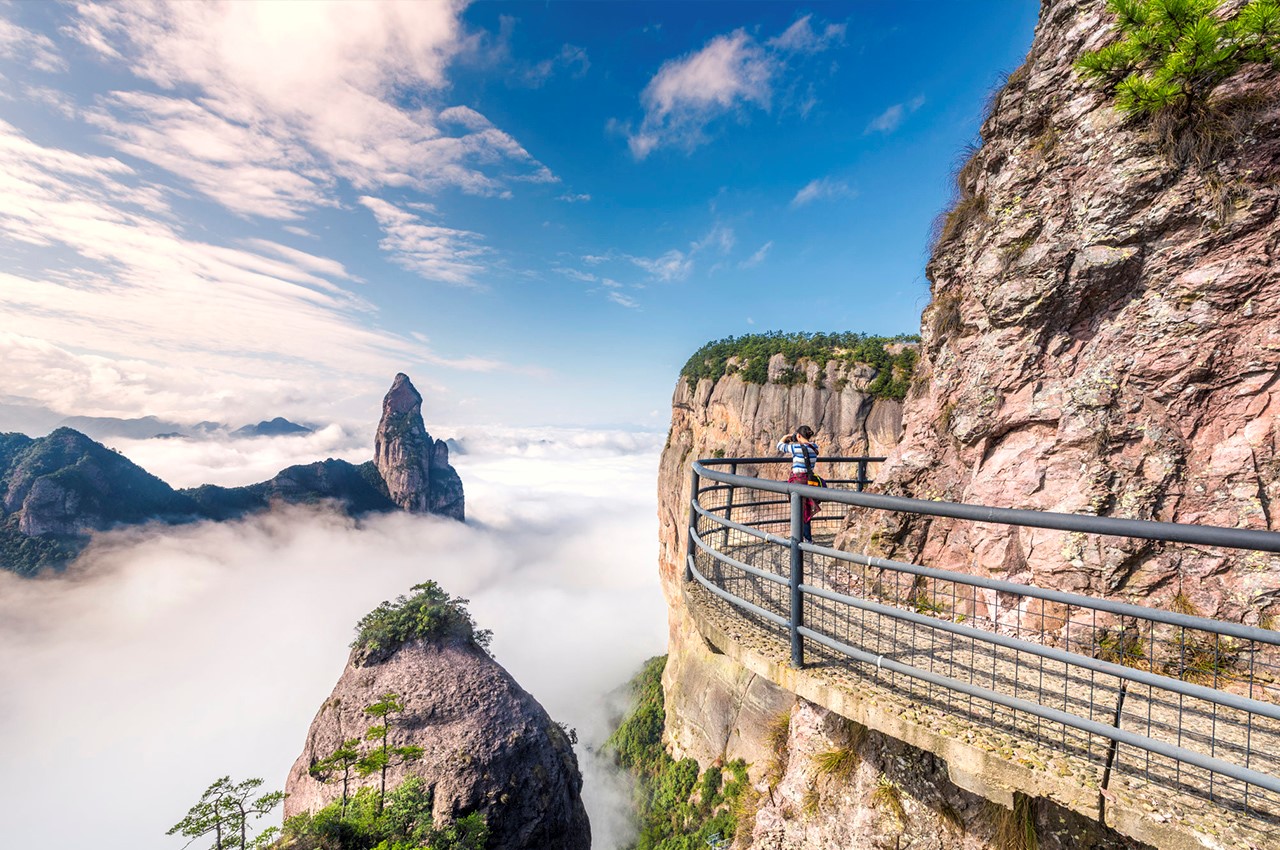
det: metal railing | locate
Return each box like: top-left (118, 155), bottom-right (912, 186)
top-left (685, 456), bottom-right (1280, 823)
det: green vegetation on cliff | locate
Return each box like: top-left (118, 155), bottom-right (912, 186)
top-left (680, 331), bottom-right (919, 399)
top-left (1076, 0), bottom-right (1279, 118)
top-left (280, 777), bottom-right (488, 850)
top-left (606, 656), bottom-right (750, 850)
top-left (352, 581), bottom-right (493, 665)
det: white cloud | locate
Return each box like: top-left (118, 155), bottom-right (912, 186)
top-left (68, 1), bottom-right (555, 217)
top-left (790, 176), bottom-right (858, 208)
top-left (557, 192), bottom-right (591, 203)
top-left (767, 15), bottom-right (847, 54)
top-left (359, 195), bottom-right (489, 288)
top-left (630, 248), bottom-right (692, 282)
top-left (627, 16), bottom-right (843, 159)
top-left (740, 240), bottom-right (773, 268)
top-left (628, 29), bottom-right (771, 158)
top-left (607, 291), bottom-right (640, 309)
top-left (692, 223), bottom-right (735, 255)
top-left (0, 438), bottom-right (666, 850)
top-left (0, 16), bottom-right (67, 72)
top-left (0, 122), bottom-right (511, 423)
top-left (866, 94), bottom-right (926, 135)
top-left (22, 84), bottom-right (77, 118)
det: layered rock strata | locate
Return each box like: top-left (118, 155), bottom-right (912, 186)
top-left (840, 0), bottom-right (1280, 625)
top-left (284, 636), bottom-right (590, 850)
top-left (656, 360), bottom-right (907, 769)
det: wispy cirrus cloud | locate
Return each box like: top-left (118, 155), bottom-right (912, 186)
top-left (0, 17), bottom-right (67, 72)
top-left (790, 176), bottom-right (857, 208)
top-left (624, 15), bottom-right (843, 159)
top-left (0, 120), bottom-right (510, 423)
top-left (359, 196), bottom-right (490, 288)
top-left (739, 240), bottom-right (773, 268)
top-left (866, 94), bottom-right (926, 135)
top-left (66, 1), bottom-right (556, 219)
top-left (630, 249), bottom-right (693, 282)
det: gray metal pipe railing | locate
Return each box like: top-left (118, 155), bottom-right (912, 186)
top-left (684, 455), bottom-right (1280, 813)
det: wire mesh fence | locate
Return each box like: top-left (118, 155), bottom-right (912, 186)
top-left (687, 457), bottom-right (1280, 825)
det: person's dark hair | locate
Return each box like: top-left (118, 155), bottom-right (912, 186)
top-left (797, 425), bottom-right (814, 440)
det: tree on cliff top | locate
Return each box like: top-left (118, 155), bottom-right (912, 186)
top-left (1076, 0), bottom-right (1279, 120)
top-left (352, 580), bottom-right (493, 665)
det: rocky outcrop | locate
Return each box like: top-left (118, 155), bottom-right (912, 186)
top-left (656, 361), bottom-right (907, 769)
top-left (374, 373), bottom-right (465, 521)
top-left (841, 0), bottom-right (1280, 625)
top-left (746, 698), bottom-right (1144, 850)
top-left (0, 372), bottom-right (465, 575)
top-left (1, 428), bottom-right (199, 537)
top-left (284, 636), bottom-right (590, 850)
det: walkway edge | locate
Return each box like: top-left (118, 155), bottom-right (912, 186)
top-left (682, 580), bottom-right (1261, 850)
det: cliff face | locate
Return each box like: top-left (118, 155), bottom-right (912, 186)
top-left (284, 636), bottom-right (590, 850)
top-left (843, 0), bottom-right (1280, 624)
top-left (656, 360), bottom-right (906, 769)
top-left (375, 373), bottom-right (465, 521)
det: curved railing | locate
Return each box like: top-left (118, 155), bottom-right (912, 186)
top-left (685, 456), bottom-right (1280, 822)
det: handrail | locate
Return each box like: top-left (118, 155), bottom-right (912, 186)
top-left (685, 454), bottom-right (1280, 820)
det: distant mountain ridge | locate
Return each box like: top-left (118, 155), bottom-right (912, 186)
top-left (0, 374), bottom-right (462, 576)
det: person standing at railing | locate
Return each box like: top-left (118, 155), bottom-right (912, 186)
top-left (778, 425), bottom-right (821, 543)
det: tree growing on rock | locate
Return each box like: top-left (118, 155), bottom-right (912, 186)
top-left (167, 776), bottom-right (283, 850)
top-left (358, 692), bottom-right (425, 814)
top-left (308, 737), bottom-right (362, 818)
top-left (1076, 0), bottom-right (1280, 120)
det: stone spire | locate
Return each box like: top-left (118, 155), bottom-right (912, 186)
top-left (373, 373), bottom-right (464, 520)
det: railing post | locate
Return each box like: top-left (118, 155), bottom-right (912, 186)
top-left (686, 466), bottom-right (700, 582)
top-left (857, 458), bottom-right (868, 492)
top-left (721, 463), bottom-right (737, 544)
top-left (790, 490), bottom-right (805, 668)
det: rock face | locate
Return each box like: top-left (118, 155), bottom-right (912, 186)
top-left (841, 0), bottom-right (1280, 625)
top-left (656, 362), bottom-right (907, 769)
top-left (745, 698), bottom-right (1143, 850)
top-left (375, 373), bottom-right (465, 521)
top-left (284, 637), bottom-right (590, 850)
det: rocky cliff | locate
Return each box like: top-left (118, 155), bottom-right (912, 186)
top-left (284, 631), bottom-right (589, 850)
top-left (374, 373), bottom-right (465, 521)
top-left (841, 0), bottom-right (1280, 627)
top-left (0, 372), bottom-right (464, 575)
top-left (656, 350), bottom-right (908, 771)
top-left (653, 2), bottom-right (1280, 846)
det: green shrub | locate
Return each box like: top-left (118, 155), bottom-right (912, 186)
top-left (281, 778), bottom-right (488, 850)
top-left (352, 581), bottom-right (492, 665)
top-left (605, 656), bottom-right (751, 850)
top-left (680, 332), bottom-right (920, 400)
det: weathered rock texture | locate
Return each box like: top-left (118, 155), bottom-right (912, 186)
top-left (284, 637), bottom-right (590, 850)
top-left (656, 362), bottom-right (907, 770)
top-left (375, 373), bottom-right (465, 521)
top-left (836, 0), bottom-right (1280, 626)
top-left (746, 698), bottom-right (1147, 850)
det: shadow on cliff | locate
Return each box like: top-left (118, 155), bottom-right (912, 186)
top-left (0, 428), bottom-right (666, 850)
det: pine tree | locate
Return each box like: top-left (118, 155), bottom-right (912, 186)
top-left (357, 692), bottom-right (425, 814)
top-left (167, 776), bottom-right (283, 850)
top-left (1076, 0), bottom-right (1280, 119)
top-left (309, 737), bottom-right (362, 818)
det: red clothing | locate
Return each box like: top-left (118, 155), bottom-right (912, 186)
top-left (788, 472), bottom-right (819, 523)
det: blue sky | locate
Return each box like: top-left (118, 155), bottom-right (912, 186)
top-left (0, 1), bottom-right (1039, 431)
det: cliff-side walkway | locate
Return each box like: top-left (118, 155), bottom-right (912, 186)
top-left (685, 458), bottom-right (1280, 850)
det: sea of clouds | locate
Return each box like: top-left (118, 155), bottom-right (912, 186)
top-left (0, 424), bottom-right (668, 849)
